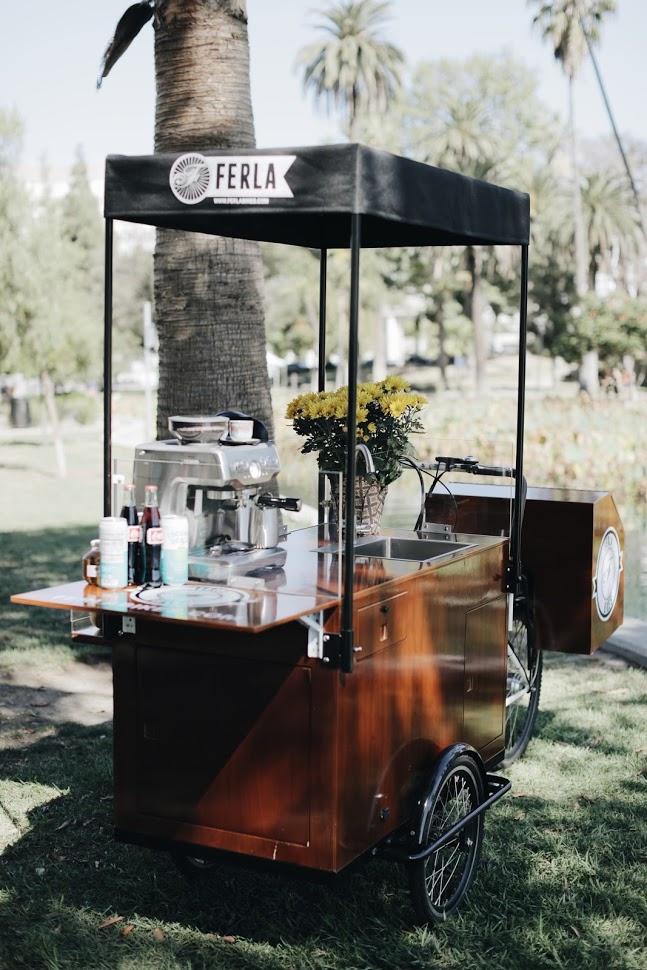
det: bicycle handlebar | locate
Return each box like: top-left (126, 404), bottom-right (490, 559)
top-left (433, 455), bottom-right (516, 479)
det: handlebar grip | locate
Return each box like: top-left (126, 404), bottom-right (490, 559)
top-left (473, 465), bottom-right (515, 478)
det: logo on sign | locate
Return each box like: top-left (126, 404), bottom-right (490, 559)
top-left (169, 153), bottom-right (296, 205)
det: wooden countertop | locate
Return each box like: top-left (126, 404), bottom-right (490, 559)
top-left (10, 526), bottom-right (506, 634)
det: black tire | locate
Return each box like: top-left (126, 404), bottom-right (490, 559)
top-left (170, 851), bottom-right (218, 880)
top-left (408, 753), bottom-right (485, 924)
top-left (502, 589), bottom-right (543, 767)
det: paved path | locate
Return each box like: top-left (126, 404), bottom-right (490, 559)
top-left (600, 615), bottom-right (647, 669)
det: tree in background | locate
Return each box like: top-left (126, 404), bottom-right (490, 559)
top-left (0, 121), bottom-right (105, 474)
top-left (402, 53), bottom-right (558, 392)
top-left (0, 111), bottom-right (31, 378)
top-left (296, 0), bottom-right (404, 141)
top-left (580, 169), bottom-right (641, 291)
top-left (99, 0), bottom-right (273, 439)
top-left (529, 0), bottom-right (617, 393)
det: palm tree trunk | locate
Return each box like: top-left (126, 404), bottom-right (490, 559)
top-left (568, 76), bottom-right (587, 299)
top-left (153, 0), bottom-right (273, 438)
top-left (568, 74), bottom-right (599, 397)
top-left (466, 245), bottom-right (487, 393)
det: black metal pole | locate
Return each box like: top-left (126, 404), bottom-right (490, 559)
top-left (509, 244), bottom-right (529, 593)
top-left (341, 215), bottom-right (361, 673)
top-left (103, 219), bottom-right (114, 517)
top-left (317, 249), bottom-right (328, 526)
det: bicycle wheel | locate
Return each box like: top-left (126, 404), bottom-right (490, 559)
top-left (408, 753), bottom-right (485, 924)
top-left (502, 593), bottom-right (542, 766)
top-left (170, 851), bottom-right (218, 880)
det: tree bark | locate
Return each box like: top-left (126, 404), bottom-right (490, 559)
top-left (153, 0), bottom-right (273, 438)
top-left (568, 77), bottom-right (588, 301)
top-left (40, 369), bottom-right (66, 478)
top-left (465, 245), bottom-right (487, 393)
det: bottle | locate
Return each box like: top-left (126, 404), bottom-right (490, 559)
top-left (161, 514), bottom-right (189, 585)
top-left (99, 517), bottom-right (128, 589)
top-left (140, 485), bottom-right (162, 584)
top-left (82, 539), bottom-right (101, 585)
top-left (120, 483), bottom-right (141, 586)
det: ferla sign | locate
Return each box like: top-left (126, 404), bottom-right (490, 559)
top-left (169, 152), bottom-right (296, 205)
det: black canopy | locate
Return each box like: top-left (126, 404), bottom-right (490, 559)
top-left (104, 143), bottom-right (529, 249)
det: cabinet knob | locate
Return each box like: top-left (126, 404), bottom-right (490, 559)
top-left (380, 604), bottom-right (390, 614)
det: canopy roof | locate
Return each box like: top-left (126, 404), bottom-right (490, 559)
top-left (104, 143), bottom-right (530, 249)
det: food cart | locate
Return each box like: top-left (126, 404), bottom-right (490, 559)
top-left (11, 144), bottom-right (624, 925)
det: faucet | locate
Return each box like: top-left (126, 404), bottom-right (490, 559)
top-left (355, 443), bottom-right (376, 475)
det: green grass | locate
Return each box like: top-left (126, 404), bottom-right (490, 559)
top-left (1, 391), bottom-right (647, 968)
top-left (0, 654), bottom-right (645, 969)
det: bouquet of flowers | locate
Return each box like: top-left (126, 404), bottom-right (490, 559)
top-left (285, 376), bottom-right (427, 488)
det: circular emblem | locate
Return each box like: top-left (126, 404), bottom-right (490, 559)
top-left (593, 527), bottom-right (622, 621)
top-left (169, 153), bottom-right (211, 204)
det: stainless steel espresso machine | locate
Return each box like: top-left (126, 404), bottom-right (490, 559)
top-left (133, 415), bottom-right (301, 584)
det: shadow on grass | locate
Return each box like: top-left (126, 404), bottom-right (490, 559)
top-left (0, 722), bottom-right (646, 970)
top-left (1, 527), bottom-right (101, 665)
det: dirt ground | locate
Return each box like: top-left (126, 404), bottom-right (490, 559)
top-left (0, 646), bottom-right (633, 753)
top-left (0, 658), bottom-right (113, 750)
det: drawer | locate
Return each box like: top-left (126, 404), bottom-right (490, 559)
top-left (355, 590), bottom-right (409, 660)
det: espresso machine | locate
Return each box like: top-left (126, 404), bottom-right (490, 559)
top-left (133, 416), bottom-right (301, 584)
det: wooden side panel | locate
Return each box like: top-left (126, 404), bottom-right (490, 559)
top-left (136, 648), bottom-right (312, 845)
top-left (426, 485), bottom-right (625, 654)
top-left (334, 543), bottom-right (507, 868)
top-left (464, 596), bottom-right (507, 750)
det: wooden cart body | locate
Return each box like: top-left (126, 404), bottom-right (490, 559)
top-left (15, 527), bottom-right (508, 873)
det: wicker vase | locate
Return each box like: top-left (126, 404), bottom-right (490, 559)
top-left (328, 475), bottom-right (388, 536)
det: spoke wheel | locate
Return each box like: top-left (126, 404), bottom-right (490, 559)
top-left (170, 851), bottom-right (218, 880)
top-left (503, 600), bottom-right (542, 767)
top-left (408, 754), bottom-right (484, 924)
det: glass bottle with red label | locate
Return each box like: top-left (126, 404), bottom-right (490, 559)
top-left (140, 485), bottom-right (162, 584)
top-left (120, 483), bottom-right (141, 586)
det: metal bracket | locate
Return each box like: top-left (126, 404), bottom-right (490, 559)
top-left (298, 614), bottom-right (345, 667)
top-left (299, 611), bottom-right (325, 660)
top-left (321, 633), bottom-right (343, 667)
top-left (504, 561), bottom-right (517, 594)
top-left (421, 521), bottom-right (453, 536)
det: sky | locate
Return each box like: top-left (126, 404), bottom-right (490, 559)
top-left (1, 0), bottom-right (646, 183)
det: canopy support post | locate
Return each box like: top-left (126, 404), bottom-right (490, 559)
top-left (317, 249), bottom-right (328, 526)
top-left (103, 218), bottom-right (114, 517)
top-left (341, 214), bottom-right (361, 674)
top-left (508, 243), bottom-right (529, 594)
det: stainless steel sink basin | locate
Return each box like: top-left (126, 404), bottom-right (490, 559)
top-left (353, 536), bottom-right (474, 562)
top-left (316, 534), bottom-right (474, 562)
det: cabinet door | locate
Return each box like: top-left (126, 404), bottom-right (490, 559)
top-left (463, 596), bottom-right (507, 750)
top-left (136, 647), bottom-right (312, 846)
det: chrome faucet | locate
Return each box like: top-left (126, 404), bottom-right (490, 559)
top-left (355, 443), bottom-right (376, 475)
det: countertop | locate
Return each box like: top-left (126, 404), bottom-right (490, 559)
top-left (10, 526), bottom-right (506, 634)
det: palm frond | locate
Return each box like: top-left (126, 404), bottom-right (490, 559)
top-left (97, 1), bottom-right (155, 89)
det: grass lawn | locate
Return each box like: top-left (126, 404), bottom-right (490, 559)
top-left (0, 646), bottom-right (645, 969)
top-left (2, 519), bottom-right (646, 969)
top-left (1, 395), bottom-right (646, 968)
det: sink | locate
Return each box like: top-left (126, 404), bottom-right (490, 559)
top-left (316, 535), bottom-right (474, 562)
top-left (353, 536), bottom-right (474, 562)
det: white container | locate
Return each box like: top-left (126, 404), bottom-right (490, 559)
top-left (99, 517), bottom-right (128, 589)
top-left (161, 514), bottom-right (189, 585)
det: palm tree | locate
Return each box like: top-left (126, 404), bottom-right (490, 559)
top-left (296, 0), bottom-right (404, 141)
top-left (99, 0), bottom-right (273, 439)
top-left (581, 170), bottom-right (641, 291)
top-left (529, 0), bottom-right (616, 295)
top-left (529, 0), bottom-right (616, 394)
